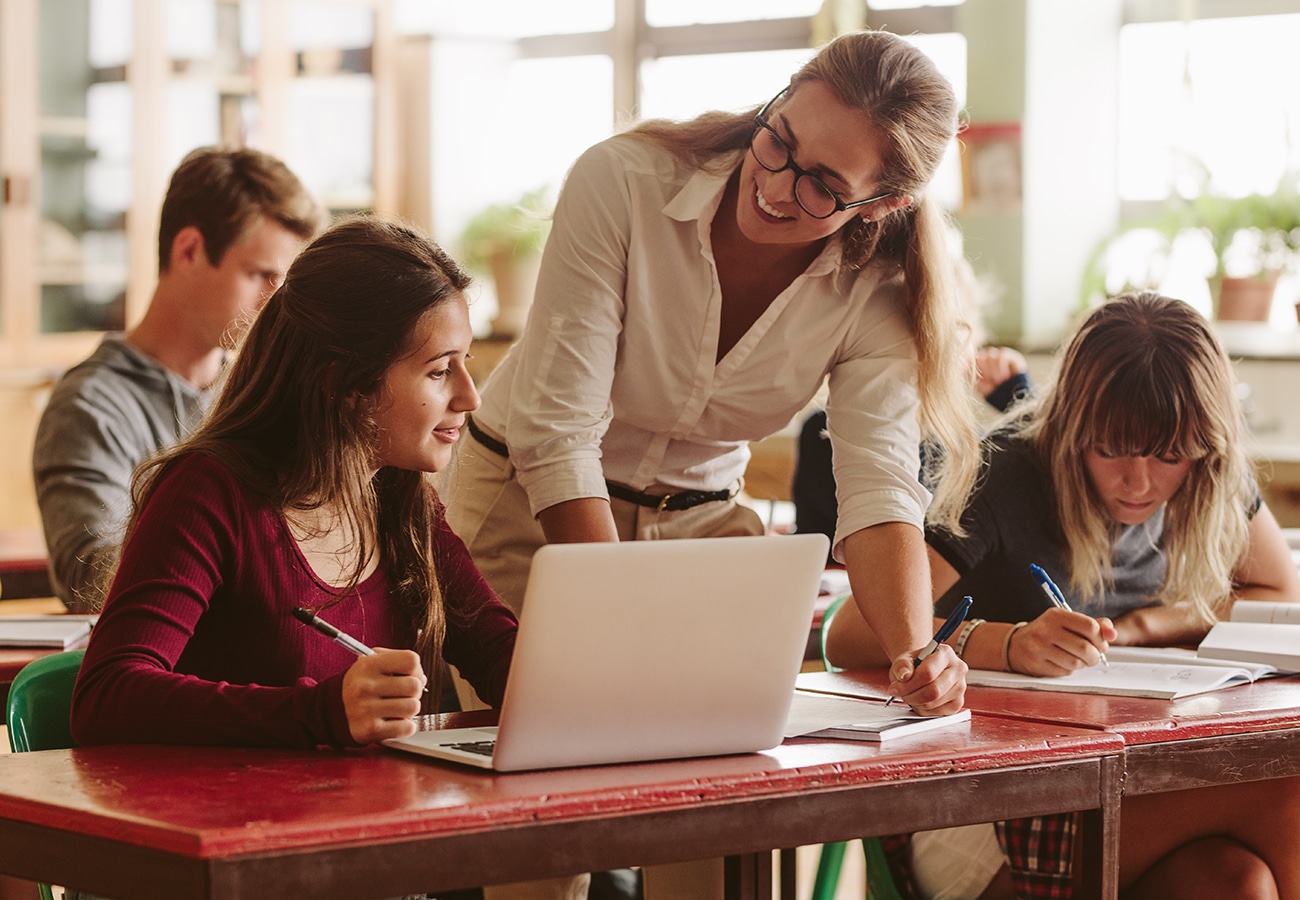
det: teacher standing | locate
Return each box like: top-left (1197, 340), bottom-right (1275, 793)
top-left (445, 29), bottom-right (980, 715)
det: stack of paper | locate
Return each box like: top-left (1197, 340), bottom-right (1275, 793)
top-left (788, 675), bottom-right (972, 743)
top-left (0, 615), bottom-right (96, 649)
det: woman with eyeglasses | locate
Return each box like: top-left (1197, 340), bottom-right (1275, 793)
top-left (445, 30), bottom-right (979, 720)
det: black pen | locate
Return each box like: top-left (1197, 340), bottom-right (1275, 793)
top-left (293, 607), bottom-right (375, 657)
top-left (292, 607), bottom-right (430, 693)
top-left (887, 595), bottom-right (972, 706)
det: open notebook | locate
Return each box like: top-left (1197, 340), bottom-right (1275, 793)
top-left (962, 640), bottom-right (1285, 700)
top-left (384, 533), bottom-right (829, 771)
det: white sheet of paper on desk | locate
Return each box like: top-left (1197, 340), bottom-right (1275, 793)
top-left (784, 689), bottom-right (970, 742)
top-left (819, 569), bottom-right (851, 597)
top-left (795, 670), bottom-right (893, 702)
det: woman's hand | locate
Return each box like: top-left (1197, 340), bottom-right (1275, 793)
top-left (973, 346), bottom-right (1028, 398)
top-left (887, 643), bottom-right (967, 716)
top-left (341, 649), bottom-right (427, 744)
top-left (1008, 607), bottom-right (1115, 676)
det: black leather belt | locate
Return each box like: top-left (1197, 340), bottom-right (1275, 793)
top-left (467, 416), bottom-right (509, 457)
top-left (604, 481), bottom-right (736, 512)
top-left (467, 417), bottom-right (735, 512)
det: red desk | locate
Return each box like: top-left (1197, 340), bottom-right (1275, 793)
top-left (804, 667), bottom-right (1300, 798)
top-left (961, 674), bottom-right (1300, 796)
top-left (0, 711), bottom-right (1122, 899)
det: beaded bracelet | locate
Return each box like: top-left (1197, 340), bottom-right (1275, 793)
top-left (954, 618), bottom-right (986, 660)
top-left (1001, 621), bottom-right (1028, 672)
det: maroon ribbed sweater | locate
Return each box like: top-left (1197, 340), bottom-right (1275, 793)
top-left (72, 453), bottom-right (516, 749)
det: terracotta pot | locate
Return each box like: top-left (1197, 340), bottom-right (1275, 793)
top-left (1213, 273), bottom-right (1278, 322)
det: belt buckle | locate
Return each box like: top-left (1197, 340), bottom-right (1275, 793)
top-left (656, 492), bottom-right (674, 513)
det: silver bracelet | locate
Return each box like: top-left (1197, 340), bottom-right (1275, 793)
top-left (954, 618), bottom-right (986, 660)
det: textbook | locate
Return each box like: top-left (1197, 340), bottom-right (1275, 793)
top-left (0, 616), bottom-right (96, 649)
top-left (785, 686), bottom-right (971, 743)
top-left (964, 659), bottom-right (1259, 700)
top-left (1197, 600), bottom-right (1300, 672)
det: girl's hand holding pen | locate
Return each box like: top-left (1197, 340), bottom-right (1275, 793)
top-left (1007, 608), bottom-right (1116, 677)
top-left (341, 650), bottom-right (427, 744)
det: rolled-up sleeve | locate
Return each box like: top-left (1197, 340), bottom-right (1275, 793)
top-left (505, 143), bottom-right (635, 517)
top-left (824, 282), bottom-right (929, 561)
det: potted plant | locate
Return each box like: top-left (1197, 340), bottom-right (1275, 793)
top-left (1082, 178), bottom-right (1300, 321)
top-left (456, 187), bottom-right (553, 338)
top-left (1172, 185), bottom-right (1300, 320)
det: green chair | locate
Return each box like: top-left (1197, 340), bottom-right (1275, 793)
top-left (809, 595), bottom-right (904, 900)
top-left (7, 649), bottom-right (86, 900)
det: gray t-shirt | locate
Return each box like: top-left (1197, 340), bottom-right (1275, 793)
top-left (32, 337), bottom-right (212, 611)
top-left (926, 434), bottom-right (1258, 624)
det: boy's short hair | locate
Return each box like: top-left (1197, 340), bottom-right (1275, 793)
top-left (156, 147), bottom-right (326, 273)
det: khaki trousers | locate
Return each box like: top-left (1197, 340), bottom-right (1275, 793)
top-left (442, 431), bottom-right (765, 615)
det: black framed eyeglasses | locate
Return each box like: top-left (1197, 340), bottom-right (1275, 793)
top-left (750, 88), bottom-right (892, 220)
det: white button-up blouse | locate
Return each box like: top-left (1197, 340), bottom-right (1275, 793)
top-left (472, 134), bottom-right (929, 559)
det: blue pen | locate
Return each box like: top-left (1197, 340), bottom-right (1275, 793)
top-left (1029, 564), bottom-right (1109, 668)
top-left (887, 595), bottom-right (972, 706)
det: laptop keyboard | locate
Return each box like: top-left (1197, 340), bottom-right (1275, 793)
top-left (442, 740), bottom-right (496, 757)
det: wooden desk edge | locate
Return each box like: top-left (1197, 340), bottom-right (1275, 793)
top-left (0, 754), bottom-right (1123, 900)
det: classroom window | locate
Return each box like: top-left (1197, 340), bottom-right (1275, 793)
top-left (1118, 13), bottom-right (1300, 202)
top-left (1110, 6), bottom-right (1300, 325)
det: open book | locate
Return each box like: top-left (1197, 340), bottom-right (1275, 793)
top-left (789, 674), bottom-right (972, 742)
top-left (1197, 600), bottom-right (1300, 672)
top-left (0, 615), bottom-right (96, 649)
top-left (964, 648), bottom-right (1268, 700)
top-left (1106, 645), bottom-right (1277, 680)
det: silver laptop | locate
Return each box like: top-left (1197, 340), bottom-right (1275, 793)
top-left (384, 533), bottom-right (829, 772)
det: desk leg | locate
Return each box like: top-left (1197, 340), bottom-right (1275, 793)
top-left (777, 848), bottom-right (796, 900)
top-left (1078, 754), bottom-right (1122, 900)
top-left (724, 853), bottom-right (772, 900)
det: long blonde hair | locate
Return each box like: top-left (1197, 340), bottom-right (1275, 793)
top-left (1017, 292), bottom-right (1252, 620)
top-left (626, 30), bottom-right (979, 528)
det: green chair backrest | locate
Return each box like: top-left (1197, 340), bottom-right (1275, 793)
top-left (818, 593), bottom-right (850, 674)
top-left (6, 649), bottom-right (85, 753)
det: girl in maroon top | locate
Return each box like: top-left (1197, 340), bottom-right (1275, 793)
top-left (72, 217), bottom-right (517, 750)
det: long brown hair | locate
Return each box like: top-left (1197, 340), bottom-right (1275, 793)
top-left (128, 216), bottom-right (473, 681)
top-left (1017, 292), bottom-right (1252, 620)
top-left (626, 30), bottom-right (979, 528)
